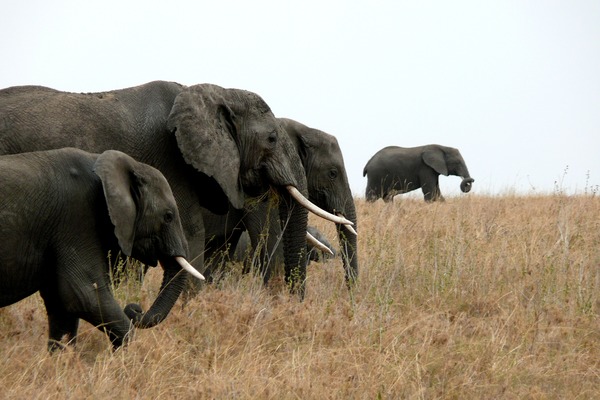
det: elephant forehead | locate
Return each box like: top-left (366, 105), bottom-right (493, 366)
top-left (246, 118), bottom-right (280, 136)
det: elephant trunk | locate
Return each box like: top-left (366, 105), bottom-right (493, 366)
top-left (336, 200), bottom-right (358, 285)
top-left (279, 188), bottom-right (309, 298)
top-left (456, 158), bottom-right (474, 193)
top-left (124, 257), bottom-right (191, 328)
top-left (460, 177), bottom-right (474, 193)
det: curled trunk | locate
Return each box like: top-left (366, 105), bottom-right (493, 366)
top-left (460, 177), bottom-right (474, 193)
top-left (124, 257), bottom-right (189, 328)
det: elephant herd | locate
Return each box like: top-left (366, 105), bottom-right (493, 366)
top-left (0, 80), bottom-right (473, 351)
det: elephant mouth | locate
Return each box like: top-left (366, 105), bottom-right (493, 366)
top-left (131, 237), bottom-right (188, 269)
top-left (131, 237), bottom-right (160, 266)
top-left (239, 166), bottom-right (270, 197)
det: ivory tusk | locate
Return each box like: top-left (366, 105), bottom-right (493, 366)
top-left (336, 212), bottom-right (358, 236)
top-left (287, 186), bottom-right (355, 227)
top-left (306, 231), bottom-right (335, 256)
top-left (176, 256), bottom-right (205, 280)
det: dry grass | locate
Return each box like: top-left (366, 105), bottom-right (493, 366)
top-left (1, 193), bottom-right (599, 399)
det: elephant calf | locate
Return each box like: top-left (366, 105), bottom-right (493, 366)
top-left (0, 148), bottom-right (203, 351)
top-left (363, 144), bottom-right (474, 202)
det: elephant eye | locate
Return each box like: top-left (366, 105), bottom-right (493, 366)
top-left (267, 131), bottom-right (277, 144)
top-left (164, 211), bottom-right (174, 224)
top-left (328, 169), bottom-right (338, 180)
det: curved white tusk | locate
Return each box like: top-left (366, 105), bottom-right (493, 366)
top-left (287, 186), bottom-right (355, 227)
top-left (336, 212), bottom-right (358, 236)
top-left (306, 231), bottom-right (335, 256)
top-left (176, 256), bottom-right (205, 280)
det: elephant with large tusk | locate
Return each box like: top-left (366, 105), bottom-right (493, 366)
top-left (201, 118), bottom-right (359, 288)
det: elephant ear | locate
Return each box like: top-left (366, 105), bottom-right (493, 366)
top-left (166, 84), bottom-right (244, 209)
top-left (93, 150), bottom-right (141, 256)
top-left (422, 149), bottom-right (449, 176)
top-left (281, 118), bottom-right (312, 167)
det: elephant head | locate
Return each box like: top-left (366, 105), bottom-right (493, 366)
top-left (422, 145), bottom-right (474, 195)
top-left (94, 150), bottom-right (203, 329)
top-left (280, 118), bottom-right (359, 285)
top-left (166, 85), bottom-right (346, 295)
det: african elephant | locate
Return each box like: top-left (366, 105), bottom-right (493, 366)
top-left (0, 82), bottom-right (349, 297)
top-left (363, 144), bottom-right (474, 202)
top-left (0, 148), bottom-right (203, 351)
top-left (232, 226), bottom-right (337, 265)
top-left (201, 118), bottom-right (358, 286)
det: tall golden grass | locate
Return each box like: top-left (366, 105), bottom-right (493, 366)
top-left (1, 193), bottom-right (599, 399)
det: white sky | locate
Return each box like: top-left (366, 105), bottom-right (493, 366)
top-left (2, 1), bottom-right (599, 197)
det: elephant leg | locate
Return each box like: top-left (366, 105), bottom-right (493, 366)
top-left (81, 283), bottom-right (133, 348)
top-left (245, 199), bottom-right (283, 283)
top-left (201, 206), bottom-right (246, 284)
top-left (422, 175), bottom-right (443, 202)
top-left (432, 179), bottom-right (444, 201)
top-left (56, 272), bottom-right (133, 349)
top-left (365, 183), bottom-right (379, 202)
top-left (365, 191), bottom-right (377, 202)
top-left (39, 287), bottom-right (80, 352)
top-left (226, 227), bottom-right (245, 261)
top-left (202, 235), bottom-right (229, 282)
top-left (383, 192), bottom-right (395, 203)
top-left (182, 224), bottom-right (206, 299)
top-left (383, 178), bottom-right (402, 202)
top-left (422, 186), bottom-right (434, 201)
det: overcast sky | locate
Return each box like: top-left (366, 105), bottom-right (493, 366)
top-left (2, 1), bottom-right (599, 197)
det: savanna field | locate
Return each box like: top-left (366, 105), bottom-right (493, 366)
top-left (1, 193), bottom-right (599, 399)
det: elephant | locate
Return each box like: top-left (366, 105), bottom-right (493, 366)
top-left (0, 81), bottom-right (350, 298)
top-left (363, 144), bottom-right (474, 202)
top-left (0, 148), bottom-right (204, 351)
top-left (232, 226), bottom-right (337, 265)
top-left (201, 118), bottom-right (358, 286)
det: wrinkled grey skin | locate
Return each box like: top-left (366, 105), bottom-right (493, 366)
top-left (363, 144), bottom-right (474, 202)
top-left (202, 118), bottom-right (358, 287)
top-left (233, 226), bottom-right (336, 264)
top-left (0, 81), bottom-right (310, 296)
top-left (0, 148), bottom-right (190, 351)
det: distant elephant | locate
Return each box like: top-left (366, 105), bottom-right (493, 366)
top-left (233, 226), bottom-right (337, 265)
top-left (0, 82), bottom-right (349, 297)
top-left (0, 148), bottom-right (203, 351)
top-left (363, 144), bottom-right (474, 202)
top-left (201, 118), bottom-right (358, 286)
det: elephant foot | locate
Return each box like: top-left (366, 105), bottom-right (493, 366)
top-left (47, 339), bottom-right (67, 353)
